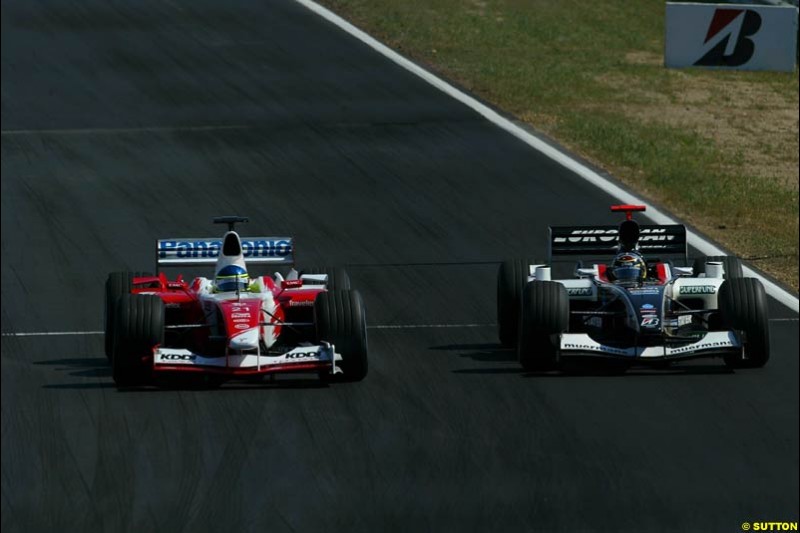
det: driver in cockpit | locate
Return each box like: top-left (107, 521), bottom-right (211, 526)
top-left (607, 251), bottom-right (648, 283)
top-left (214, 264), bottom-right (250, 292)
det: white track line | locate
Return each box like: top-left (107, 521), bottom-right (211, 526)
top-left (0, 324), bottom-right (495, 338)
top-left (1, 331), bottom-right (104, 337)
top-left (0, 124), bottom-right (253, 136)
top-left (295, 0), bottom-right (799, 314)
top-left (3, 319), bottom-right (796, 338)
top-left (369, 323), bottom-right (495, 330)
top-left (0, 324), bottom-right (494, 337)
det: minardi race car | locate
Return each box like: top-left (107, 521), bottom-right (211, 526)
top-left (104, 216), bottom-right (367, 387)
top-left (497, 205), bottom-right (770, 371)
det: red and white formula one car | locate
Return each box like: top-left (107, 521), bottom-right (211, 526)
top-left (104, 216), bottom-right (368, 387)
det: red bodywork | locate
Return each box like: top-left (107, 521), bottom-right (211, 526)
top-left (128, 273), bottom-right (329, 376)
top-left (611, 204), bottom-right (647, 221)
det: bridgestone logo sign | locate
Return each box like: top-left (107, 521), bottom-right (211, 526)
top-left (665, 3), bottom-right (798, 72)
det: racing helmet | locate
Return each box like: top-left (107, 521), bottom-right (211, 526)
top-left (215, 264), bottom-right (249, 292)
top-left (610, 252), bottom-right (647, 282)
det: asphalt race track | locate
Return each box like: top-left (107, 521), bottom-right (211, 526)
top-left (2, 1), bottom-right (798, 531)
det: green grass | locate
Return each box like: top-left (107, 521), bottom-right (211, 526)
top-left (323, 0), bottom-right (799, 289)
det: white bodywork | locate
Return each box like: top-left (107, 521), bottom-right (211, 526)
top-left (525, 259), bottom-right (742, 360)
top-left (559, 331), bottom-right (741, 359)
top-left (154, 344), bottom-right (341, 369)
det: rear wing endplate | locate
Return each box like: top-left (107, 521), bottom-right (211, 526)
top-left (156, 237), bottom-right (294, 270)
top-left (548, 225), bottom-right (687, 262)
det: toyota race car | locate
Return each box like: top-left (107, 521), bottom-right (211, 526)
top-left (105, 216), bottom-right (368, 387)
top-left (497, 205), bottom-right (770, 372)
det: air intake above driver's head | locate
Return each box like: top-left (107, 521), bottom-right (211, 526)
top-left (222, 231), bottom-right (242, 257)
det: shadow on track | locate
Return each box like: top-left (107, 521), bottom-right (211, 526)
top-left (434, 343), bottom-right (736, 377)
top-left (35, 357), bottom-right (332, 391)
top-left (430, 342), bottom-right (516, 362)
top-left (34, 357), bottom-right (110, 378)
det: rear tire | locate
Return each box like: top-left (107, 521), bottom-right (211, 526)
top-left (302, 266), bottom-right (351, 291)
top-left (497, 258), bottom-right (535, 347)
top-left (315, 290), bottom-right (368, 382)
top-left (692, 256), bottom-right (743, 279)
top-left (719, 278), bottom-right (770, 368)
top-left (105, 271), bottom-right (152, 359)
top-left (517, 281), bottom-right (569, 371)
top-left (112, 294), bottom-right (164, 386)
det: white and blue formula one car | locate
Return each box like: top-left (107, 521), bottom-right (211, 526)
top-left (497, 205), bottom-right (770, 372)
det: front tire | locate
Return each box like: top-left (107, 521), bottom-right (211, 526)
top-left (497, 258), bottom-right (534, 347)
top-left (104, 271), bottom-right (152, 359)
top-left (517, 281), bottom-right (569, 371)
top-left (719, 278), bottom-right (770, 368)
top-left (315, 290), bottom-right (368, 381)
top-left (112, 294), bottom-right (164, 386)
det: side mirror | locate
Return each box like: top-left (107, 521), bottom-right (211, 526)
top-left (281, 279), bottom-right (303, 289)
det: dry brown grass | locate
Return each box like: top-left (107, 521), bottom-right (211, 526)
top-left (322, 0), bottom-right (799, 292)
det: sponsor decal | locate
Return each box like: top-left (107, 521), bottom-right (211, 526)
top-left (158, 239), bottom-right (292, 259)
top-left (567, 287), bottom-right (593, 297)
top-left (159, 353), bottom-right (196, 361)
top-left (285, 351), bottom-right (320, 360)
top-left (665, 315), bottom-right (693, 328)
top-left (554, 228), bottom-right (675, 244)
top-left (638, 235), bottom-right (677, 243)
top-left (554, 229), bottom-right (617, 244)
top-left (668, 339), bottom-right (736, 355)
top-left (228, 305), bottom-right (253, 327)
top-left (695, 9), bottom-right (760, 67)
top-left (628, 287), bottom-right (660, 295)
top-left (640, 303), bottom-right (657, 314)
top-left (641, 316), bottom-right (660, 327)
top-left (288, 300), bottom-right (315, 307)
top-left (563, 343), bottom-right (628, 356)
top-left (680, 285), bottom-right (717, 295)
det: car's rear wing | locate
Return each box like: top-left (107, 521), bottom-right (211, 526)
top-left (548, 225), bottom-right (688, 263)
top-left (156, 237), bottom-right (294, 270)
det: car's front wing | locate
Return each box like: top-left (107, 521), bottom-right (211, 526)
top-left (559, 331), bottom-right (741, 361)
top-left (151, 344), bottom-right (342, 376)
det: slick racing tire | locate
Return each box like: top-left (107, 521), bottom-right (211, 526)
top-left (315, 290), bottom-right (368, 382)
top-left (692, 256), bottom-right (743, 279)
top-left (105, 271), bottom-right (152, 359)
top-left (497, 258), bottom-right (535, 348)
top-left (112, 294), bottom-right (164, 387)
top-left (718, 278), bottom-right (770, 369)
top-left (517, 281), bottom-right (569, 372)
top-left (302, 266), bottom-right (351, 291)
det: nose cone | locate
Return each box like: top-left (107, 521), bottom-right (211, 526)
top-left (229, 327), bottom-right (259, 350)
